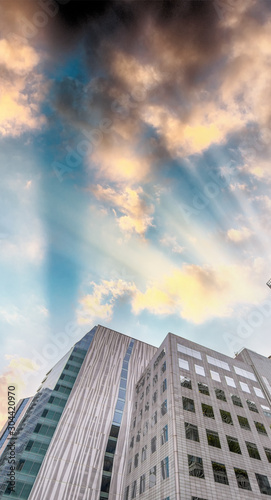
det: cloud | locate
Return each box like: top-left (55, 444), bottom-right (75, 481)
top-left (227, 227), bottom-right (253, 243)
top-left (77, 261), bottom-right (267, 326)
top-left (131, 263), bottom-right (266, 323)
top-left (0, 37), bottom-right (39, 75)
top-left (0, 304), bottom-right (49, 326)
top-left (110, 50), bottom-right (163, 91)
top-left (0, 307), bottom-right (26, 326)
top-left (0, 0), bottom-right (47, 138)
top-left (0, 34), bottom-right (46, 136)
top-left (92, 184), bottom-right (154, 236)
top-left (77, 279), bottom-right (137, 324)
top-left (160, 235), bottom-right (185, 254)
top-left (0, 355), bottom-right (39, 429)
top-left (91, 140), bottom-right (151, 184)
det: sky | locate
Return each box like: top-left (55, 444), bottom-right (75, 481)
top-left (1, 0), bottom-right (271, 427)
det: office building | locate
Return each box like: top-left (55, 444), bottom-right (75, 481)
top-left (1, 325), bottom-right (271, 499)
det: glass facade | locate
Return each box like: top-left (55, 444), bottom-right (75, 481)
top-left (0, 327), bottom-right (97, 499)
top-left (100, 339), bottom-right (135, 499)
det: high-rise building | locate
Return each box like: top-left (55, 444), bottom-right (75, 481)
top-left (1, 325), bottom-right (271, 499)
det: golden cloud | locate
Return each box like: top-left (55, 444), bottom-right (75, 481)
top-left (77, 261), bottom-right (267, 328)
top-left (132, 263), bottom-right (266, 323)
top-left (92, 184), bottom-right (154, 236)
top-left (91, 142), bottom-right (150, 184)
top-left (0, 35), bottom-right (45, 136)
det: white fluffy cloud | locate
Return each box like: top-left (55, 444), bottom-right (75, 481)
top-left (77, 279), bottom-right (137, 324)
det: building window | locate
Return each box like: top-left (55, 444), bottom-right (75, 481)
top-left (130, 437), bottom-right (134, 449)
top-left (237, 415), bottom-right (250, 431)
top-left (136, 430), bottom-right (141, 442)
top-left (231, 394), bottom-right (243, 407)
top-left (5, 483), bottom-right (32, 498)
top-left (183, 397), bottom-right (195, 412)
top-left (124, 486), bottom-right (129, 500)
top-left (161, 456), bottom-right (169, 480)
top-left (195, 365), bottom-right (205, 377)
top-left (104, 456), bottom-right (114, 473)
top-left (152, 390), bottom-right (157, 404)
top-left (146, 384), bottom-right (150, 396)
top-left (191, 498), bottom-right (207, 500)
top-left (185, 422), bottom-right (200, 442)
top-left (188, 455), bottom-right (205, 479)
top-left (177, 344), bottom-right (201, 359)
top-left (134, 453), bottom-right (139, 468)
top-left (246, 399), bottom-right (258, 412)
top-left (226, 435), bottom-right (241, 454)
top-left (16, 460), bottom-right (25, 471)
top-left (265, 447), bottom-right (271, 463)
top-left (246, 441), bottom-right (261, 460)
top-left (198, 382), bottom-right (209, 396)
top-left (128, 459), bottom-right (132, 473)
top-left (225, 376), bottom-right (236, 388)
top-left (161, 424), bottom-right (168, 445)
top-left (139, 474), bottom-right (145, 494)
top-left (254, 387), bottom-right (265, 398)
top-left (101, 475), bottom-right (111, 493)
top-left (207, 355), bottom-right (230, 371)
top-left (145, 402), bottom-right (149, 412)
top-left (255, 473), bottom-right (271, 495)
top-left (139, 409), bottom-right (142, 421)
top-left (24, 440), bottom-right (48, 456)
top-left (153, 374), bottom-right (158, 386)
top-left (261, 404), bottom-right (271, 418)
top-left (202, 403), bottom-right (214, 419)
top-left (141, 445), bottom-right (147, 462)
top-left (180, 376), bottom-right (192, 389)
top-left (210, 370), bottom-right (221, 382)
top-left (140, 391), bottom-right (144, 401)
top-left (179, 358), bottom-right (189, 370)
top-left (234, 468), bottom-right (252, 490)
top-left (151, 410), bottom-right (157, 427)
top-left (215, 388), bottom-right (226, 401)
top-left (161, 399), bottom-right (167, 416)
top-left (255, 421), bottom-right (267, 435)
top-left (220, 409), bottom-right (233, 425)
top-left (161, 378), bottom-right (167, 393)
top-left (206, 429), bottom-right (221, 448)
top-left (240, 381), bottom-right (250, 393)
top-left (133, 417), bottom-right (136, 428)
top-left (151, 436), bottom-right (157, 453)
top-left (149, 466), bottom-right (156, 488)
top-left (212, 462), bottom-right (229, 485)
top-left (143, 421), bottom-right (148, 436)
top-left (233, 366), bottom-right (256, 381)
top-left (161, 361), bottom-right (166, 374)
top-left (131, 480), bottom-right (137, 499)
